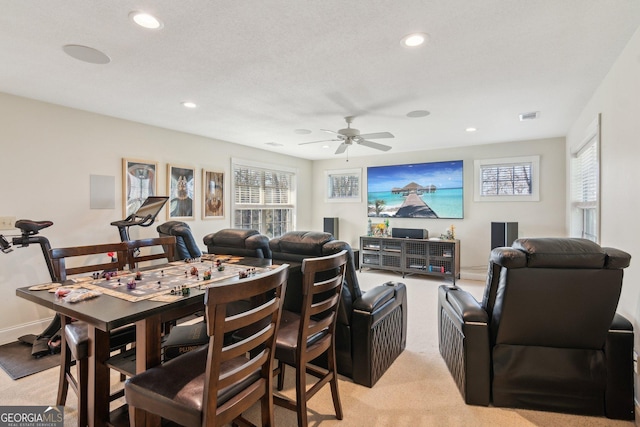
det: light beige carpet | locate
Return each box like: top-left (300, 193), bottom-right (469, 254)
top-left (0, 269), bottom-right (635, 426)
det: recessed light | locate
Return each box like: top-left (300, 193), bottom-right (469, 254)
top-left (406, 110), bottom-right (430, 118)
top-left (129, 11), bottom-right (163, 29)
top-left (181, 101), bottom-right (197, 109)
top-left (294, 129), bottom-right (312, 135)
top-left (401, 33), bottom-right (429, 47)
top-left (466, 127), bottom-right (477, 132)
top-left (62, 44), bottom-right (111, 64)
top-left (322, 145), bottom-right (330, 149)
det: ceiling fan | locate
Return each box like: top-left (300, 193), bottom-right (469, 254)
top-left (299, 116), bottom-right (394, 154)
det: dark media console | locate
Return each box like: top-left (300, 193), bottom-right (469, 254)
top-left (360, 236), bottom-right (459, 283)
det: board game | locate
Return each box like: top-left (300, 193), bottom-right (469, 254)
top-left (77, 258), bottom-right (272, 302)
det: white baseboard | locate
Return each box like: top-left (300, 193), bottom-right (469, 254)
top-left (0, 317), bottom-right (56, 346)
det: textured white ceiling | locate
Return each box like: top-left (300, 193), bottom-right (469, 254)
top-left (1, 1), bottom-right (639, 160)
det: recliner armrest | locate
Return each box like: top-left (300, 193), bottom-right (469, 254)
top-left (353, 285), bottom-right (395, 313)
top-left (444, 286), bottom-right (487, 323)
top-left (438, 285), bottom-right (490, 406)
top-left (604, 313), bottom-right (635, 420)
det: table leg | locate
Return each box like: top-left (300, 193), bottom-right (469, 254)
top-left (134, 316), bottom-right (162, 427)
top-left (88, 326), bottom-right (110, 427)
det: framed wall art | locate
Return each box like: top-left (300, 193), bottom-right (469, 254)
top-left (367, 160), bottom-right (464, 219)
top-left (202, 170), bottom-right (224, 219)
top-left (122, 158), bottom-right (158, 218)
top-left (325, 168), bottom-right (362, 202)
top-left (167, 164), bottom-right (195, 220)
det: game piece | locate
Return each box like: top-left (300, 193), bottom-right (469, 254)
top-left (127, 279), bottom-right (136, 290)
top-left (203, 270), bottom-right (211, 280)
top-left (218, 265), bottom-right (225, 272)
top-left (135, 271), bottom-right (142, 280)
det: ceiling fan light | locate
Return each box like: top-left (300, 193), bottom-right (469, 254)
top-left (402, 33), bottom-right (429, 47)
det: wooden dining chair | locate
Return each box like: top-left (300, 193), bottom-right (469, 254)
top-left (273, 250), bottom-right (348, 427)
top-left (125, 264), bottom-right (289, 427)
top-left (125, 236), bottom-right (177, 270)
top-left (49, 241), bottom-right (130, 427)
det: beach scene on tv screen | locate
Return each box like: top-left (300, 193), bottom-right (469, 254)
top-left (367, 160), bottom-right (463, 219)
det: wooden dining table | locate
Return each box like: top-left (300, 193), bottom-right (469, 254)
top-left (16, 257), bottom-right (273, 427)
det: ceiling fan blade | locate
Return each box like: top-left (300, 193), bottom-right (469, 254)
top-left (321, 129), bottom-right (340, 135)
top-left (335, 143), bottom-right (349, 154)
top-left (358, 139), bottom-right (392, 152)
top-left (358, 131), bottom-right (394, 139)
top-left (298, 138), bottom-right (340, 145)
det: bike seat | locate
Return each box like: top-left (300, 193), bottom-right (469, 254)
top-left (14, 220), bottom-right (53, 235)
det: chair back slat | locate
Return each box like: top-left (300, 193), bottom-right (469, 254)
top-left (49, 242), bottom-right (128, 281)
top-left (298, 251), bottom-right (347, 353)
top-left (202, 263), bottom-right (289, 423)
top-left (126, 236), bottom-right (176, 269)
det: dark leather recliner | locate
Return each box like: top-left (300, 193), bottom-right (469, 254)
top-left (269, 231), bottom-right (408, 387)
top-left (438, 237), bottom-right (633, 419)
top-left (157, 221), bottom-right (202, 260)
top-left (202, 228), bottom-right (271, 258)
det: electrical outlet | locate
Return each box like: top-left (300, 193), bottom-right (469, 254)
top-left (0, 216), bottom-right (16, 230)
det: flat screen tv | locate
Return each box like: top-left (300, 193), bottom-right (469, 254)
top-left (367, 160), bottom-right (463, 219)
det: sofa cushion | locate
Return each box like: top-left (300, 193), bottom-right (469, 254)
top-left (208, 229), bottom-right (260, 248)
top-left (513, 238), bottom-right (606, 268)
top-left (270, 231), bottom-right (334, 256)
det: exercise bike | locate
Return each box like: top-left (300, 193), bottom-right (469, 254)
top-left (1, 219), bottom-right (62, 357)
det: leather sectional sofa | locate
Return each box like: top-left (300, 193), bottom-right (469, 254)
top-left (203, 229), bottom-right (408, 387)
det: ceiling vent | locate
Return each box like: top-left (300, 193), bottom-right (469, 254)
top-left (519, 111), bottom-right (540, 121)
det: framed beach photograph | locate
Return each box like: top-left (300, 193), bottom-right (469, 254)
top-left (367, 160), bottom-right (464, 219)
top-left (325, 168), bottom-right (362, 202)
top-left (167, 164), bottom-right (195, 220)
top-left (202, 170), bottom-right (224, 218)
top-left (122, 158), bottom-right (158, 218)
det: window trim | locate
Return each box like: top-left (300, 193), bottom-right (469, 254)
top-left (324, 168), bottom-right (362, 202)
top-left (570, 115), bottom-right (600, 243)
top-left (473, 155), bottom-right (540, 202)
top-left (231, 158), bottom-right (297, 236)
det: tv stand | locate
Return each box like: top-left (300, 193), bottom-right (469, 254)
top-left (360, 236), bottom-right (460, 283)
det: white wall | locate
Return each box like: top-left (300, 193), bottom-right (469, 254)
top-left (0, 93), bottom-right (312, 343)
top-left (566, 27), bottom-right (640, 333)
top-left (312, 137), bottom-right (567, 269)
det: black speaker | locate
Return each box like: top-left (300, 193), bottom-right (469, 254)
top-left (391, 228), bottom-right (428, 239)
top-left (323, 217), bottom-right (339, 239)
top-left (491, 222), bottom-right (518, 249)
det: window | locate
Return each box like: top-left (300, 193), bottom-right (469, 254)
top-left (474, 156), bottom-right (540, 201)
top-left (231, 159), bottom-right (296, 238)
top-left (325, 168), bottom-right (361, 202)
top-left (570, 116), bottom-right (600, 242)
